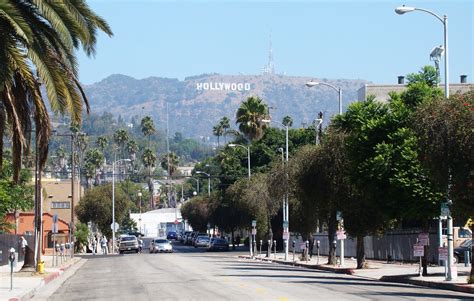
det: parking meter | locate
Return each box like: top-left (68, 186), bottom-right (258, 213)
top-left (9, 248), bottom-right (15, 290)
top-left (273, 240), bottom-right (277, 258)
top-left (259, 240), bottom-right (263, 256)
top-left (316, 240), bottom-right (321, 264)
top-left (267, 240), bottom-right (271, 257)
top-left (292, 240), bottom-right (296, 262)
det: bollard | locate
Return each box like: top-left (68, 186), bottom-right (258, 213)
top-left (292, 240), bottom-right (296, 263)
top-left (259, 240), bottom-right (262, 257)
top-left (267, 240), bottom-right (271, 257)
top-left (316, 240), bottom-right (320, 264)
top-left (253, 239), bottom-right (257, 258)
top-left (9, 248), bottom-right (15, 291)
top-left (305, 241), bottom-right (309, 262)
top-left (273, 240), bottom-right (277, 259)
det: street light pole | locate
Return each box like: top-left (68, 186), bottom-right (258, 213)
top-left (262, 119), bottom-right (290, 261)
top-left (112, 158), bottom-right (131, 254)
top-left (305, 81), bottom-right (343, 115)
top-left (395, 5), bottom-right (452, 279)
top-left (395, 5), bottom-right (449, 99)
top-left (228, 144), bottom-right (251, 179)
top-left (196, 171), bottom-right (211, 197)
top-left (138, 192), bottom-right (142, 234)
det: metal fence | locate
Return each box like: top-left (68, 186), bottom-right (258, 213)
top-left (0, 234), bottom-right (34, 266)
top-left (290, 230), bottom-right (442, 263)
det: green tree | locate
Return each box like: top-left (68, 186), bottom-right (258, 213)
top-left (74, 223), bottom-right (89, 253)
top-left (212, 123), bottom-right (224, 148)
top-left (140, 116), bottom-right (155, 147)
top-left (96, 136), bottom-right (109, 151)
top-left (219, 116), bottom-right (231, 144)
top-left (84, 148), bottom-right (105, 187)
top-left (181, 195), bottom-right (212, 232)
top-left (282, 116), bottom-right (293, 127)
top-left (0, 0), bottom-right (112, 180)
top-left (161, 152), bottom-right (179, 178)
top-left (235, 96), bottom-right (269, 141)
top-left (76, 183), bottom-right (131, 238)
top-left (142, 148), bottom-right (156, 209)
top-left (113, 129), bottom-right (129, 158)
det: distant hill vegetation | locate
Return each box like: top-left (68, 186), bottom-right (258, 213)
top-left (84, 74), bottom-right (370, 139)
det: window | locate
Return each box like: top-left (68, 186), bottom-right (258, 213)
top-left (52, 202), bottom-right (70, 209)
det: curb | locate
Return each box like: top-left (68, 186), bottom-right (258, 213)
top-left (8, 257), bottom-right (82, 301)
top-left (380, 275), bottom-right (474, 295)
top-left (238, 255), bottom-right (355, 275)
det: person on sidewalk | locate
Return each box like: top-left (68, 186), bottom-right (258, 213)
top-left (101, 236), bottom-right (108, 255)
top-left (20, 236), bottom-right (27, 261)
top-left (92, 237), bottom-right (97, 255)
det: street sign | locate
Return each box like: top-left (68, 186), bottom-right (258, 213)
top-left (110, 222), bottom-right (119, 231)
top-left (251, 220), bottom-right (257, 227)
top-left (52, 222), bottom-right (58, 234)
top-left (438, 247), bottom-right (448, 261)
top-left (336, 230), bottom-right (347, 240)
top-left (418, 233), bottom-right (429, 246)
top-left (251, 228), bottom-right (257, 235)
top-left (413, 244), bottom-right (424, 257)
top-left (441, 203), bottom-right (450, 217)
top-left (283, 231), bottom-right (289, 240)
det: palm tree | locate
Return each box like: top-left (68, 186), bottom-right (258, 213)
top-left (235, 96), bottom-right (269, 141)
top-left (282, 116), bottom-right (293, 128)
top-left (140, 116), bottom-right (155, 147)
top-left (113, 129), bottom-right (129, 158)
top-left (212, 124), bottom-right (224, 148)
top-left (95, 136), bottom-right (108, 151)
top-left (84, 148), bottom-right (104, 187)
top-left (142, 148), bottom-right (156, 208)
top-left (161, 152), bottom-right (179, 178)
top-left (0, 1), bottom-right (112, 181)
top-left (219, 117), bottom-right (231, 144)
top-left (126, 140), bottom-right (138, 162)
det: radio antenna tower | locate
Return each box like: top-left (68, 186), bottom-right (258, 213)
top-left (263, 33), bottom-right (275, 75)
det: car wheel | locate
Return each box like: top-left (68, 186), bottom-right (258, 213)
top-left (454, 255), bottom-right (460, 264)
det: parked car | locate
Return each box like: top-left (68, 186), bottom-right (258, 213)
top-left (208, 238), bottom-right (229, 251)
top-left (119, 235), bottom-right (139, 254)
top-left (194, 235), bottom-right (210, 248)
top-left (454, 239), bottom-right (472, 264)
top-left (167, 231), bottom-right (178, 240)
top-left (150, 239), bottom-right (173, 253)
top-left (192, 233), bottom-right (207, 246)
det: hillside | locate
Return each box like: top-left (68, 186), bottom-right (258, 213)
top-left (84, 74), bottom-right (370, 139)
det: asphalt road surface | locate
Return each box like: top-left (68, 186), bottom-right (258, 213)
top-left (43, 243), bottom-right (473, 300)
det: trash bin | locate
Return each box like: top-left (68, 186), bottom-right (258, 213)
top-left (37, 261), bottom-right (45, 274)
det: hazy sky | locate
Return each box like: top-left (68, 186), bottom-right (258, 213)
top-left (77, 0), bottom-right (473, 85)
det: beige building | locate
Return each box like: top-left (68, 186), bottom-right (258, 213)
top-left (42, 178), bottom-right (83, 224)
top-left (358, 76), bottom-right (472, 102)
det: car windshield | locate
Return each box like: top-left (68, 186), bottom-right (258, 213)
top-left (121, 237), bottom-right (136, 241)
top-left (155, 239), bottom-right (168, 244)
top-left (460, 239), bottom-right (472, 248)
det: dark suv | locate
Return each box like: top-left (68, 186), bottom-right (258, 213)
top-left (167, 231), bottom-right (178, 240)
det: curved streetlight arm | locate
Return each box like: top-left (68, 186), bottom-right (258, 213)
top-left (229, 144), bottom-right (251, 179)
top-left (306, 81), bottom-right (343, 115)
top-left (403, 7), bottom-right (445, 23)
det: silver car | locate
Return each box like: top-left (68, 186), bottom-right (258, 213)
top-left (150, 239), bottom-right (173, 253)
top-left (194, 235), bottom-right (210, 248)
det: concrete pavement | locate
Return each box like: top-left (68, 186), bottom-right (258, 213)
top-left (241, 251), bottom-right (474, 294)
top-left (0, 255), bottom-right (81, 301)
top-left (40, 243), bottom-right (473, 300)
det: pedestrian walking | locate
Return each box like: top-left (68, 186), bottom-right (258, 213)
top-left (138, 236), bottom-right (143, 254)
top-left (20, 236), bottom-right (27, 261)
top-left (101, 236), bottom-right (108, 255)
top-left (92, 237), bottom-right (97, 255)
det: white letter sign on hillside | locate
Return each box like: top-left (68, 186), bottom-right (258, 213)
top-left (196, 82), bottom-right (251, 91)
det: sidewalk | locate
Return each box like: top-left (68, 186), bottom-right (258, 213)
top-left (239, 252), bottom-right (474, 294)
top-left (0, 255), bottom-right (82, 301)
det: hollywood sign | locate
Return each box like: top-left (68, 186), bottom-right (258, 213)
top-left (196, 82), bottom-right (251, 91)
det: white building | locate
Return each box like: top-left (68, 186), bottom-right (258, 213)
top-left (130, 207), bottom-right (189, 238)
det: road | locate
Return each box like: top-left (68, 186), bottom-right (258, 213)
top-left (42, 243), bottom-right (472, 300)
